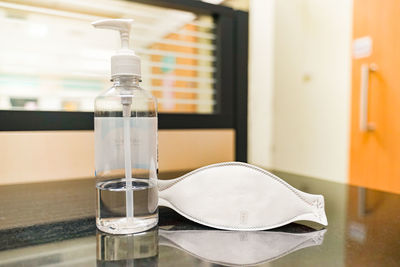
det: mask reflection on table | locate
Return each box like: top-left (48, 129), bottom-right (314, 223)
top-left (159, 228), bottom-right (326, 266)
top-left (96, 227), bottom-right (158, 267)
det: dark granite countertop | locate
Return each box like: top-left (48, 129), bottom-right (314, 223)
top-left (0, 171), bottom-right (399, 266)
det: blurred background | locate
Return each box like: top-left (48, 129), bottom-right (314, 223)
top-left (0, 0), bottom-right (399, 195)
top-left (0, 0), bottom-right (218, 113)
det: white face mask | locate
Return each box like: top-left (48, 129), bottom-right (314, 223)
top-left (158, 162), bottom-right (328, 231)
top-left (159, 228), bottom-right (326, 266)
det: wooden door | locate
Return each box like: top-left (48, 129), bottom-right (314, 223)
top-left (349, 0), bottom-right (400, 193)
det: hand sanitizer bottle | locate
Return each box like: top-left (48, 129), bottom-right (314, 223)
top-left (92, 19), bottom-right (158, 234)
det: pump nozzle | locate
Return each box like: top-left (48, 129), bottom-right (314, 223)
top-left (92, 18), bottom-right (141, 78)
top-left (92, 19), bottom-right (132, 50)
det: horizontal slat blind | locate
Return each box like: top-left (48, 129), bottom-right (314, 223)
top-left (0, 0), bottom-right (217, 114)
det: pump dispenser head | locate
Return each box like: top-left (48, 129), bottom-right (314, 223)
top-left (92, 19), bottom-right (141, 79)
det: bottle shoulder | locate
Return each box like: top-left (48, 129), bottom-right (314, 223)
top-left (96, 85), bottom-right (157, 102)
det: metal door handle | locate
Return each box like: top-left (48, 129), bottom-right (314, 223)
top-left (360, 63), bottom-right (377, 132)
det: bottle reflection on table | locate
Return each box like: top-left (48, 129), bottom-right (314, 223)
top-left (96, 227), bottom-right (158, 267)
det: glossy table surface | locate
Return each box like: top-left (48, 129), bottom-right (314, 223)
top-left (0, 170), bottom-right (399, 266)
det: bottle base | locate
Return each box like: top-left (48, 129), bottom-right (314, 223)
top-left (96, 216), bottom-right (158, 235)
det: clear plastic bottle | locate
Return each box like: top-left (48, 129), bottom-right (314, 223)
top-left (93, 19), bottom-right (158, 234)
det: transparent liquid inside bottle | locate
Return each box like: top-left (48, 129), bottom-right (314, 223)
top-left (95, 76), bottom-right (158, 234)
top-left (96, 178), bottom-right (158, 234)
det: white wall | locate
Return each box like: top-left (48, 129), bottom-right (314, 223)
top-left (248, 0), bottom-right (275, 168)
top-left (248, 0), bottom-right (353, 183)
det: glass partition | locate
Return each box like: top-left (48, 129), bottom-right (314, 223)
top-left (0, 0), bottom-right (216, 114)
